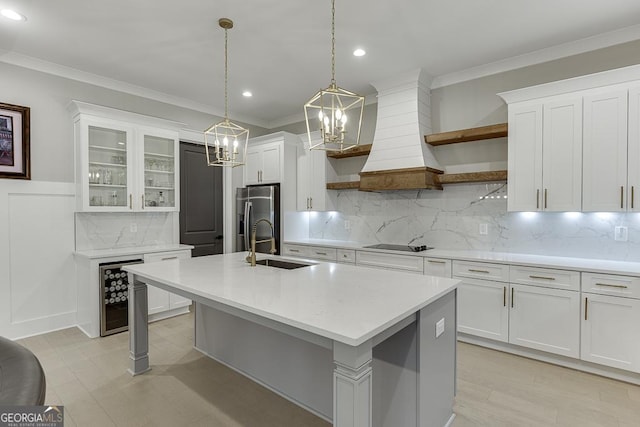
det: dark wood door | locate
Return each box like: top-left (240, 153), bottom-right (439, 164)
top-left (180, 142), bottom-right (223, 256)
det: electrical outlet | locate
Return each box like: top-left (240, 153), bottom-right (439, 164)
top-left (479, 223), bottom-right (488, 235)
top-left (435, 318), bottom-right (445, 338)
top-left (130, 223), bottom-right (138, 233)
top-left (344, 220), bottom-right (351, 230)
top-left (614, 226), bottom-right (628, 242)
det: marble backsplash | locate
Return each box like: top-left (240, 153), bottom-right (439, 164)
top-left (305, 183), bottom-right (640, 262)
top-left (75, 212), bottom-right (176, 251)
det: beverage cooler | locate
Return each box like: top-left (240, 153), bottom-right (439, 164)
top-left (99, 259), bottom-right (143, 336)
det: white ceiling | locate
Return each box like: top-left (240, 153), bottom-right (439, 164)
top-left (2, 0), bottom-right (640, 128)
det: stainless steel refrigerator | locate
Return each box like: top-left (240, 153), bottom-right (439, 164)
top-left (236, 184), bottom-right (280, 255)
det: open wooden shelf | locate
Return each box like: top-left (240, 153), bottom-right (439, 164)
top-left (425, 123), bottom-right (508, 146)
top-left (326, 181), bottom-right (360, 190)
top-left (326, 144), bottom-right (372, 159)
top-left (436, 170), bottom-right (507, 184)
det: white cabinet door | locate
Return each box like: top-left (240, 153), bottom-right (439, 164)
top-left (509, 284), bottom-right (580, 358)
top-left (139, 128), bottom-right (179, 212)
top-left (542, 98), bottom-right (583, 211)
top-left (582, 90), bottom-right (628, 211)
top-left (297, 146), bottom-right (328, 211)
top-left (628, 86), bottom-right (640, 212)
top-left (245, 147), bottom-right (262, 185)
top-left (581, 293), bottom-right (640, 373)
top-left (260, 143), bottom-right (281, 183)
top-left (507, 103), bottom-right (543, 211)
top-left (456, 278), bottom-right (509, 342)
top-left (76, 117), bottom-right (136, 212)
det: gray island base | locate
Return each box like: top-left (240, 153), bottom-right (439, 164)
top-left (125, 253), bottom-right (459, 427)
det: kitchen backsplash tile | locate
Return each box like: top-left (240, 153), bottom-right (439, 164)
top-left (75, 212), bottom-right (175, 251)
top-left (304, 183), bottom-right (640, 261)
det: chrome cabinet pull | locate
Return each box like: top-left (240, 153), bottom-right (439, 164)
top-left (595, 282), bottom-right (628, 289)
top-left (621, 186), bottom-right (624, 209)
top-left (585, 297), bottom-right (588, 321)
top-left (529, 275), bottom-right (556, 281)
top-left (469, 269), bottom-right (490, 274)
top-left (428, 260), bottom-right (446, 264)
top-left (161, 256), bottom-right (178, 261)
top-left (536, 189), bottom-right (540, 210)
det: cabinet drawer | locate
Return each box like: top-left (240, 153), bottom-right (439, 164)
top-left (281, 244), bottom-right (309, 258)
top-left (453, 260), bottom-right (509, 282)
top-left (356, 250), bottom-right (423, 274)
top-left (424, 258), bottom-right (452, 278)
top-left (307, 246), bottom-right (337, 261)
top-left (144, 250), bottom-right (191, 263)
top-left (582, 272), bottom-right (640, 299)
top-left (510, 266), bottom-right (580, 291)
top-left (337, 249), bottom-right (356, 264)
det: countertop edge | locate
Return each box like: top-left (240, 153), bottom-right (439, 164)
top-left (74, 244), bottom-right (194, 259)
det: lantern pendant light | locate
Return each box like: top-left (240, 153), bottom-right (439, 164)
top-left (304, 0), bottom-right (364, 152)
top-left (204, 18), bottom-right (249, 167)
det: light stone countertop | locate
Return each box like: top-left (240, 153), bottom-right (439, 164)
top-left (285, 239), bottom-right (640, 277)
top-left (124, 252), bottom-right (459, 346)
top-left (74, 244), bottom-right (194, 259)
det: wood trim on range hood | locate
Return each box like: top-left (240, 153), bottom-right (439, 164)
top-left (359, 167), bottom-right (444, 192)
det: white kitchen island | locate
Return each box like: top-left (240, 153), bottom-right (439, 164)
top-left (124, 252), bottom-right (459, 427)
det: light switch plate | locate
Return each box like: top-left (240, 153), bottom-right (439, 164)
top-left (479, 223), bottom-right (488, 235)
top-left (435, 318), bottom-right (445, 338)
top-left (130, 223), bottom-right (138, 233)
top-left (615, 226), bottom-right (628, 241)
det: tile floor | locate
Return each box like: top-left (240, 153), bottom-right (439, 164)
top-left (16, 312), bottom-right (640, 426)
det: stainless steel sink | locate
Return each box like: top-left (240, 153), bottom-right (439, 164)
top-left (255, 259), bottom-right (314, 270)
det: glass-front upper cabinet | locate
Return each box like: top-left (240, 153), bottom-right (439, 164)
top-left (70, 101), bottom-right (181, 212)
top-left (87, 125), bottom-right (131, 209)
top-left (141, 129), bottom-right (178, 211)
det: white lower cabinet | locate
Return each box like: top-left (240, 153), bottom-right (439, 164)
top-left (581, 272), bottom-right (640, 372)
top-left (509, 283), bottom-right (580, 357)
top-left (356, 250), bottom-right (423, 274)
top-left (457, 277), bottom-right (509, 342)
top-left (144, 250), bottom-right (191, 315)
top-left (281, 243), bottom-right (337, 262)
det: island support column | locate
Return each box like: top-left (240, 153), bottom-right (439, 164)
top-left (127, 275), bottom-right (151, 375)
top-left (333, 340), bottom-right (373, 427)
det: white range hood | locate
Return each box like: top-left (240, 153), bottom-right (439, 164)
top-left (359, 69), bottom-right (443, 191)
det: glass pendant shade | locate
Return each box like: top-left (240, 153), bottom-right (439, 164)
top-left (204, 18), bottom-right (249, 167)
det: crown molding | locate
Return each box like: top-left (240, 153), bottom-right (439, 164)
top-left (431, 23), bottom-right (640, 89)
top-left (0, 51), bottom-right (270, 128)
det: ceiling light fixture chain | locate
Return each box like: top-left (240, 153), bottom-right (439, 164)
top-left (303, 0), bottom-right (364, 152)
top-left (203, 18), bottom-right (249, 168)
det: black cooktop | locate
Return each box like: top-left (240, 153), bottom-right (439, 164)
top-left (362, 244), bottom-right (433, 252)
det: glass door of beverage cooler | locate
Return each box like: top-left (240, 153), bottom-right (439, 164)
top-left (99, 259), bottom-right (142, 336)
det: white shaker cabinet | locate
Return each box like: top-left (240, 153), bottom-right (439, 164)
top-left (506, 97), bottom-right (582, 212)
top-left (627, 86), bottom-right (640, 212)
top-left (297, 144), bottom-right (329, 211)
top-left (509, 283), bottom-right (580, 358)
top-left (424, 258), bottom-right (452, 278)
top-left (541, 98), bottom-right (583, 211)
top-left (582, 89), bottom-right (628, 211)
top-left (245, 142), bottom-right (281, 185)
top-left (581, 272), bottom-right (640, 373)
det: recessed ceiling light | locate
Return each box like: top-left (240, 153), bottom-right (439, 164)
top-left (242, 91), bottom-right (252, 97)
top-left (353, 48), bottom-right (366, 57)
top-left (1, 9), bottom-right (27, 21)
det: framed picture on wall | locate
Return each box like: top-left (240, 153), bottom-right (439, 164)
top-left (0, 102), bottom-right (30, 180)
